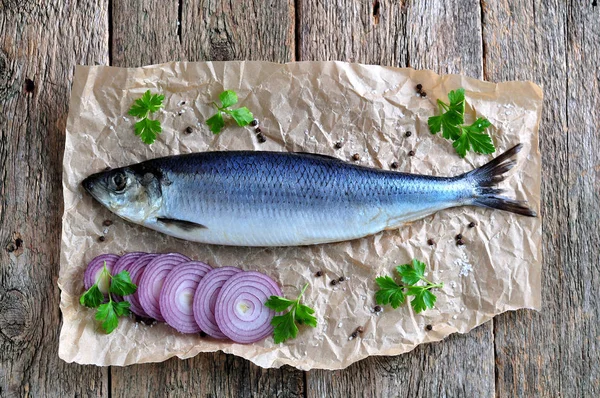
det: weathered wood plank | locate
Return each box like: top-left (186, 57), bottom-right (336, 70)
top-left (111, 0), bottom-right (182, 66)
top-left (109, 1), bottom-right (303, 397)
top-left (299, 1), bottom-right (494, 397)
top-left (182, 0), bottom-right (296, 62)
top-left (406, 0), bottom-right (483, 78)
top-left (111, 354), bottom-right (304, 398)
top-left (483, 0), bottom-right (600, 395)
top-left (297, 0), bottom-right (408, 65)
top-left (0, 1), bottom-right (109, 397)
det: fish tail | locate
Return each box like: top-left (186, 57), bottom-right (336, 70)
top-left (464, 144), bottom-right (537, 217)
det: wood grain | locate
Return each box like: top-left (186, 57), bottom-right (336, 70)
top-left (109, 1), bottom-right (302, 397)
top-left (299, 1), bottom-right (494, 397)
top-left (484, 0), bottom-right (600, 395)
top-left (0, 1), bottom-right (109, 397)
top-left (182, 0), bottom-right (296, 62)
top-left (297, 0), bottom-right (408, 65)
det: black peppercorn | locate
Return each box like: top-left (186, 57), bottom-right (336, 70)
top-left (315, 271), bottom-right (323, 277)
top-left (255, 127), bottom-right (262, 133)
top-left (334, 141), bottom-right (343, 149)
top-left (98, 236), bottom-right (106, 242)
top-left (352, 153), bottom-right (360, 161)
top-left (456, 234), bottom-right (463, 240)
top-left (251, 118), bottom-right (259, 127)
top-left (200, 331), bottom-right (207, 338)
top-left (257, 133), bottom-right (266, 143)
top-left (427, 238), bottom-right (435, 246)
top-left (184, 126), bottom-right (194, 134)
top-left (405, 131), bottom-right (412, 137)
top-left (408, 150), bottom-right (415, 157)
top-left (457, 239), bottom-right (465, 246)
top-left (425, 324), bottom-right (433, 331)
top-left (331, 279), bottom-right (338, 286)
top-left (374, 305), bottom-right (382, 312)
top-left (390, 161), bottom-right (398, 169)
top-left (103, 220), bottom-right (113, 227)
top-left (350, 331), bottom-right (358, 339)
top-left (468, 221), bottom-right (477, 228)
top-left (416, 84), bottom-right (423, 91)
top-left (338, 276), bottom-right (345, 282)
top-left (420, 91), bottom-right (427, 98)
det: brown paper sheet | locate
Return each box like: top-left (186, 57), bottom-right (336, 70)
top-left (58, 61), bottom-right (543, 370)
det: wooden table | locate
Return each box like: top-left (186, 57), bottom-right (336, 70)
top-left (1, 1), bottom-right (598, 396)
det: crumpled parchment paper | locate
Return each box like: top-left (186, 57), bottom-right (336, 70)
top-left (58, 61), bottom-right (543, 370)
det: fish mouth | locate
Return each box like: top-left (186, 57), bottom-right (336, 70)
top-left (81, 174), bottom-right (105, 203)
top-left (81, 176), bottom-right (95, 194)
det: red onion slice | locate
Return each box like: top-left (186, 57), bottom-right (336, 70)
top-left (83, 254), bottom-right (120, 294)
top-left (215, 271), bottom-right (282, 344)
top-left (160, 261), bottom-right (213, 333)
top-left (138, 253), bottom-right (190, 321)
top-left (111, 252), bottom-right (145, 303)
top-left (193, 267), bottom-right (242, 339)
top-left (119, 253), bottom-right (158, 317)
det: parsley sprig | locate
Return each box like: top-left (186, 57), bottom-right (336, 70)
top-left (264, 283), bottom-right (317, 344)
top-left (80, 262), bottom-right (137, 334)
top-left (206, 90), bottom-right (254, 134)
top-left (375, 259), bottom-right (443, 313)
top-left (128, 90), bottom-right (165, 144)
top-left (428, 88), bottom-right (496, 157)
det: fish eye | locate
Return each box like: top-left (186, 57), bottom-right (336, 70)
top-left (112, 172), bottom-right (127, 192)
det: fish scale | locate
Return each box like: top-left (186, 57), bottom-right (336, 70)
top-left (82, 145), bottom-right (536, 247)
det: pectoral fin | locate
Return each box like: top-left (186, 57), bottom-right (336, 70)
top-left (156, 218), bottom-right (207, 231)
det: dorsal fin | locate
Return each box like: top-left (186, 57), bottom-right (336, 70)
top-left (293, 152), bottom-right (344, 162)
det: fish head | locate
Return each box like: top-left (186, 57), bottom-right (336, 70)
top-left (82, 166), bottom-right (163, 223)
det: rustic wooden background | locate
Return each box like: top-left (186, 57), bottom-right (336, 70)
top-left (1, 0), bottom-right (598, 396)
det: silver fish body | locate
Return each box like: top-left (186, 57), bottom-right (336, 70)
top-left (82, 145), bottom-right (535, 246)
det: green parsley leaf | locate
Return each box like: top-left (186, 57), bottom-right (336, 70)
top-left (374, 276), bottom-right (406, 309)
top-left (113, 300), bottom-right (132, 317)
top-left (207, 90), bottom-right (254, 134)
top-left (96, 301), bottom-right (119, 334)
top-left (452, 126), bottom-right (496, 158)
top-left (206, 112), bottom-right (225, 134)
top-left (427, 115), bottom-right (442, 134)
top-left (127, 90), bottom-right (165, 145)
top-left (409, 289), bottom-right (437, 314)
top-left (229, 107), bottom-right (254, 127)
top-left (271, 313), bottom-right (298, 344)
top-left (80, 284), bottom-right (104, 308)
top-left (264, 296), bottom-right (295, 312)
top-left (134, 118), bottom-right (162, 144)
top-left (374, 259), bottom-right (443, 313)
top-left (447, 88), bottom-right (465, 115)
top-left (396, 259), bottom-right (426, 285)
top-left (266, 283), bottom-right (317, 344)
top-left (219, 90), bottom-right (238, 108)
top-left (428, 88), bottom-right (495, 157)
top-left (80, 263), bottom-right (138, 334)
top-left (441, 117), bottom-right (462, 140)
top-left (109, 271), bottom-right (137, 296)
top-left (128, 90), bottom-right (165, 118)
top-left (295, 304), bottom-right (318, 328)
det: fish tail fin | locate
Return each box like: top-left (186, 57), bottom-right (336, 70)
top-left (464, 143), bottom-right (537, 217)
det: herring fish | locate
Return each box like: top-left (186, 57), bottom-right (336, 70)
top-left (82, 144), bottom-right (536, 247)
